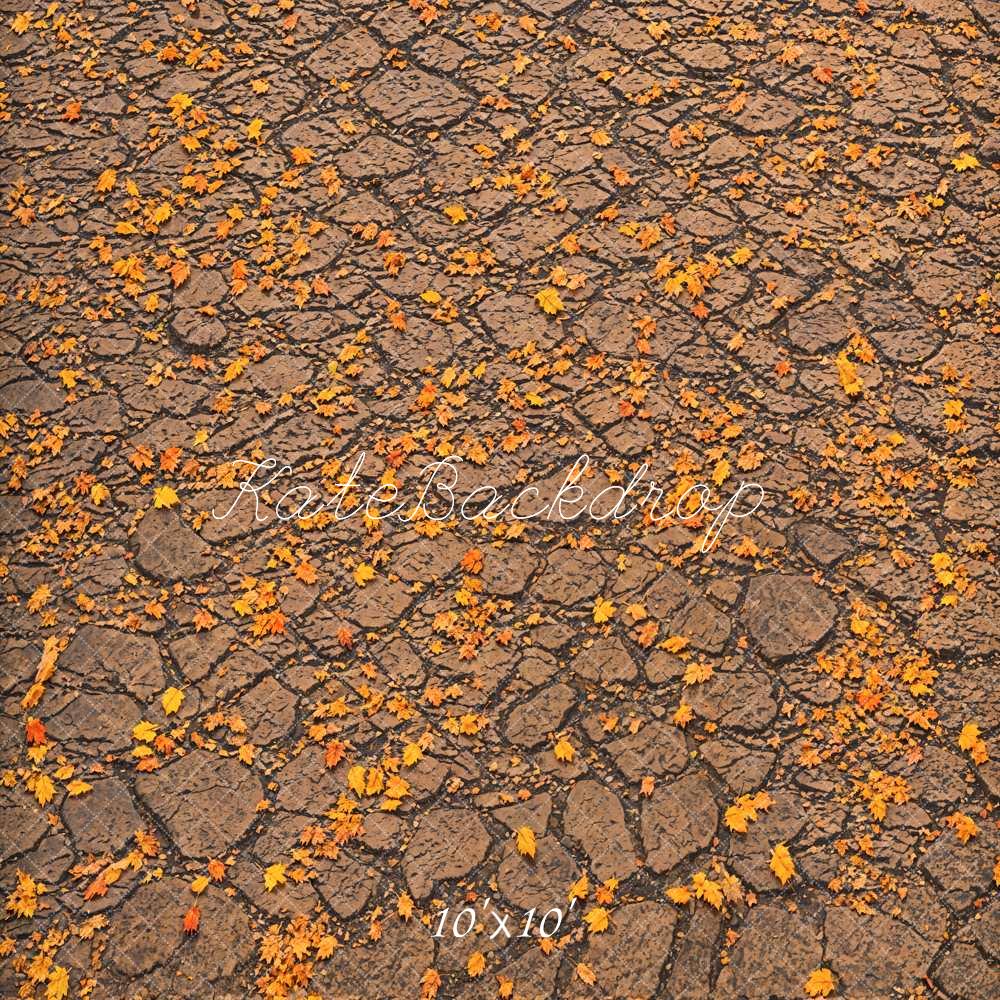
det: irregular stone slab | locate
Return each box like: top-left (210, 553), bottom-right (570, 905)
top-left (699, 738), bottom-right (776, 795)
top-left (61, 776), bottom-right (141, 854)
top-left (45, 690), bottom-right (142, 753)
top-left (134, 508), bottom-right (217, 582)
top-left (361, 67), bottom-right (473, 127)
top-left (493, 793), bottom-right (552, 834)
top-left (667, 902), bottom-right (723, 1000)
top-left (564, 901), bottom-right (677, 999)
top-left (607, 721), bottom-right (688, 782)
top-left (136, 751), bottom-right (262, 857)
top-left (106, 878), bottom-right (252, 987)
top-left (532, 549), bottom-right (606, 604)
top-left (234, 676), bottom-right (298, 745)
top-left (743, 573), bottom-right (837, 661)
top-left (403, 807), bottom-right (490, 899)
top-left (316, 852), bottom-right (375, 918)
top-left (726, 792), bottom-right (806, 890)
top-left (305, 27), bottom-right (381, 80)
top-left (62, 624), bottom-right (163, 698)
top-left (563, 780), bottom-right (637, 880)
top-left (794, 520), bottom-right (852, 565)
top-left (497, 835), bottom-right (577, 910)
top-left (685, 670), bottom-right (777, 732)
top-left (641, 771), bottom-right (718, 873)
top-left (571, 635), bottom-right (637, 683)
top-left (505, 683), bottom-right (577, 749)
top-left (0, 790), bottom-right (48, 860)
top-left (933, 941), bottom-right (1000, 1000)
top-left (824, 907), bottom-right (932, 999)
top-left (715, 904), bottom-right (821, 999)
top-left (921, 827), bottom-right (999, 909)
top-left (312, 915), bottom-right (434, 1000)
top-left (171, 307), bottom-right (227, 349)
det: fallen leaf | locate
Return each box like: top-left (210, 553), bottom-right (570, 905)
top-left (153, 486), bottom-right (179, 508)
top-left (516, 826), bottom-right (536, 859)
top-left (769, 843), bottom-right (795, 885)
top-left (804, 967), bottom-right (836, 997)
top-left (592, 596), bottom-right (616, 623)
top-left (161, 687), bottom-right (184, 715)
top-left (263, 864), bottom-right (287, 891)
top-left (536, 287), bottom-right (565, 315)
top-left (667, 885), bottom-right (692, 905)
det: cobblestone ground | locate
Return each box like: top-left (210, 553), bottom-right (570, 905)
top-left (1, 1), bottom-right (998, 999)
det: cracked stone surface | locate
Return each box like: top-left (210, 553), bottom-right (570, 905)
top-left (136, 751), bottom-right (262, 857)
top-left (1, 0), bottom-right (997, 998)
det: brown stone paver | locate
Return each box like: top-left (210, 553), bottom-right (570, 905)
top-left (1, 1), bottom-right (997, 999)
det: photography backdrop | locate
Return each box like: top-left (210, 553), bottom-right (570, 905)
top-left (1, 2), bottom-right (997, 999)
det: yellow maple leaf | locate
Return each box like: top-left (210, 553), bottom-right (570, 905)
top-left (190, 875), bottom-right (210, 894)
top-left (590, 129), bottom-right (612, 146)
top-left (397, 891), bottom-right (414, 919)
top-left (161, 687), bottom-right (184, 715)
top-left (666, 885), bottom-right (692, 905)
top-left (467, 952), bottom-right (486, 977)
top-left (575, 962), bottom-right (596, 985)
top-left (347, 765), bottom-right (366, 796)
top-left (691, 872), bottom-right (724, 909)
top-left (731, 247), bottom-right (753, 265)
top-left (32, 774), bottom-right (55, 806)
top-left (354, 562), bottom-right (375, 587)
top-left (835, 353), bottom-right (863, 396)
top-left (952, 152), bottom-right (979, 172)
top-left (554, 737), bottom-right (575, 762)
top-left (724, 790), bottom-right (774, 833)
top-left (592, 596), bottom-right (616, 624)
top-left (515, 825), bottom-right (536, 859)
top-left (169, 259), bottom-right (190, 288)
top-left (583, 906), bottom-right (609, 933)
top-left (153, 485), bottom-right (178, 508)
top-left (46, 966), bottom-right (69, 1000)
top-left (167, 92), bottom-right (193, 117)
top-left (95, 168), bottom-right (117, 193)
top-left (263, 864), bottom-right (286, 891)
top-left (65, 780), bottom-right (92, 797)
top-left (568, 873), bottom-right (589, 901)
top-left (132, 720), bottom-right (157, 742)
top-left (443, 204), bottom-right (468, 224)
top-left (683, 661), bottom-right (713, 685)
top-left (673, 701), bottom-right (694, 727)
top-left (402, 743), bottom-right (423, 767)
top-left (770, 843), bottom-right (795, 885)
top-left (945, 811), bottom-right (978, 843)
top-left (536, 287), bottom-right (565, 315)
top-left (958, 722), bottom-right (981, 751)
top-left (804, 967), bottom-right (836, 997)
top-left (247, 117), bottom-right (265, 141)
